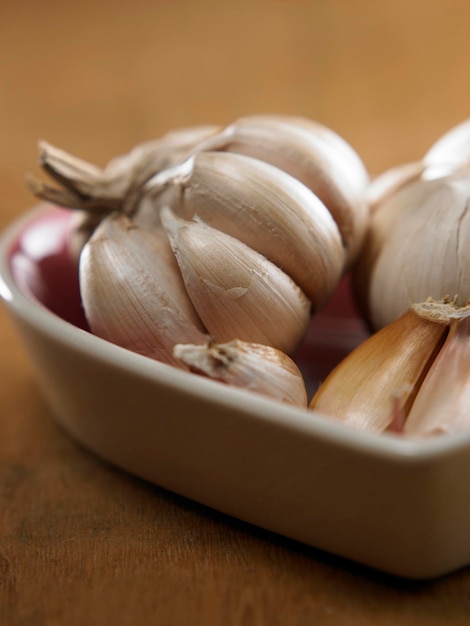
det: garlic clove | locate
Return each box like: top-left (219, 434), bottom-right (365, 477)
top-left (79, 212), bottom-right (207, 367)
top-left (173, 338), bottom-right (308, 407)
top-left (160, 206), bottom-right (311, 355)
top-left (143, 151), bottom-right (344, 309)
top-left (308, 302), bottom-right (450, 433)
top-left (404, 304), bottom-right (470, 436)
top-left (186, 114), bottom-right (369, 262)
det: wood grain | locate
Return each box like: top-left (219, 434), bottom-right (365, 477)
top-left (1, 0), bottom-right (470, 623)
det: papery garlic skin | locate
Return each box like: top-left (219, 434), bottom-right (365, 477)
top-left (79, 213), bottom-right (207, 366)
top-left (188, 114), bottom-right (369, 262)
top-left (142, 151), bottom-right (344, 309)
top-left (405, 310), bottom-right (470, 436)
top-left (173, 339), bottom-right (308, 407)
top-left (355, 173), bottom-right (470, 330)
top-left (161, 207), bottom-right (311, 355)
top-left (309, 305), bottom-right (449, 433)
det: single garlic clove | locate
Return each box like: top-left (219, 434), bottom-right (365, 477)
top-left (404, 305), bottom-right (470, 437)
top-left (160, 206), bottom-right (311, 355)
top-left (185, 113), bottom-right (369, 263)
top-left (142, 151), bottom-right (344, 310)
top-left (79, 212), bottom-right (207, 366)
top-left (27, 125), bottom-right (220, 215)
top-left (173, 339), bottom-right (308, 407)
top-left (308, 302), bottom-right (450, 433)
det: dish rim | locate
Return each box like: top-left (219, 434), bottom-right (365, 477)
top-left (1, 204), bottom-right (469, 463)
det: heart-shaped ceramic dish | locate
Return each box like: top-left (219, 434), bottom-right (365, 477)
top-left (1, 204), bottom-right (470, 580)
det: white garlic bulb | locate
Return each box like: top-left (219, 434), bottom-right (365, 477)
top-left (27, 115), bottom-right (369, 379)
top-left (355, 120), bottom-right (470, 330)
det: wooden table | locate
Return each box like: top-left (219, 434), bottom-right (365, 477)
top-left (1, 1), bottom-right (470, 623)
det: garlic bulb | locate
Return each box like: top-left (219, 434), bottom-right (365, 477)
top-left (26, 115), bottom-right (367, 391)
top-left (354, 118), bottom-right (470, 330)
top-left (141, 150), bottom-right (344, 308)
top-left (173, 338), bottom-right (308, 407)
top-left (79, 212), bottom-right (207, 366)
top-left (309, 300), bottom-right (450, 433)
top-left (161, 207), bottom-right (311, 354)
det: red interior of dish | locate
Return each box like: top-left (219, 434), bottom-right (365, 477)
top-left (9, 207), bottom-right (89, 330)
top-left (8, 206), bottom-right (370, 395)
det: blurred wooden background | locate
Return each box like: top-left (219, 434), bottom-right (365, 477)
top-left (1, 0), bottom-right (470, 624)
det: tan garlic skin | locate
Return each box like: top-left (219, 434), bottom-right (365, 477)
top-left (161, 207), bottom-right (311, 355)
top-left (186, 114), bottom-right (370, 263)
top-left (309, 304), bottom-right (449, 433)
top-left (405, 308), bottom-right (470, 437)
top-left (141, 151), bottom-right (344, 310)
top-left (79, 213), bottom-right (207, 367)
top-left (173, 339), bottom-right (308, 407)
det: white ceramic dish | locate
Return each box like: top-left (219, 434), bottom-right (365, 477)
top-left (1, 204), bottom-right (470, 580)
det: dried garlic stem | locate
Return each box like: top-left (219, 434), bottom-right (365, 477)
top-left (173, 339), bottom-right (308, 407)
top-left (27, 125), bottom-right (220, 214)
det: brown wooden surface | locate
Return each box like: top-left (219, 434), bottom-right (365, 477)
top-left (2, 1), bottom-right (470, 623)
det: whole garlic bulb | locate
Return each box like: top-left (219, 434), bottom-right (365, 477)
top-left (27, 114), bottom-right (368, 367)
top-left (354, 120), bottom-right (470, 330)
